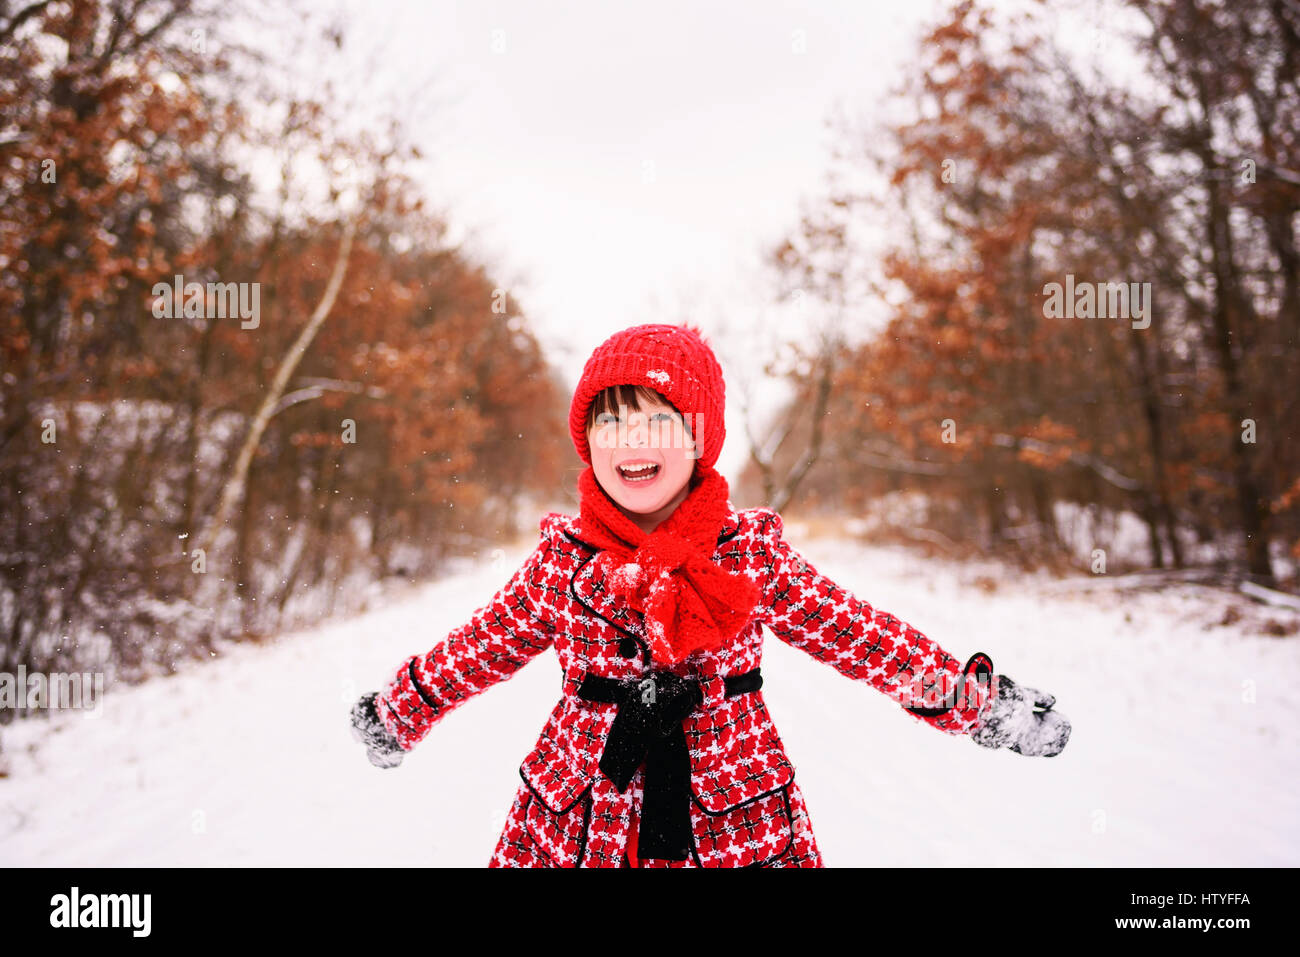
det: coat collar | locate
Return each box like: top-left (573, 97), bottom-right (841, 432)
top-left (555, 502), bottom-right (744, 640)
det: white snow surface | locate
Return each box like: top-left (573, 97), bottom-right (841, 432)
top-left (2, 525), bottom-right (1297, 867)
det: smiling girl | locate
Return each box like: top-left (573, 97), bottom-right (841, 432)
top-left (351, 322), bottom-right (1071, 867)
top-left (587, 384), bottom-right (698, 535)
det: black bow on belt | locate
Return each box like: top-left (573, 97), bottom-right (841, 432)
top-left (576, 670), bottom-right (703, 861)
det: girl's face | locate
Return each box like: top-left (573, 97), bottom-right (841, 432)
top-left (587, 390), bottom-right (697, 526)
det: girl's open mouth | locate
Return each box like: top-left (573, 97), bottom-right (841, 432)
top-left (616, 462), bottom-right (661, 484)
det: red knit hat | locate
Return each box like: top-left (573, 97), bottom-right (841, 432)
top-left (569, 323), bottom-right (727, 469)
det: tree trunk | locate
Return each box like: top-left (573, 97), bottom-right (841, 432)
top-left (195, 218), bottom-right (355, 556)
top-left (1202, 174), bottom-right (1274, 583)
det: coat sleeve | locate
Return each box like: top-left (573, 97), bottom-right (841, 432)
top-left (375, 529), bottom-right (559, 751)
top-left (752, 509), bottom-right (993, 736)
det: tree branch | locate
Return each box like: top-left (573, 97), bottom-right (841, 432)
top-left (193, 219), bottom-right (356, 553)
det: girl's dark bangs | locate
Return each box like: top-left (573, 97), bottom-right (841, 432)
top-left (587, 384), bottom-right (674, 425)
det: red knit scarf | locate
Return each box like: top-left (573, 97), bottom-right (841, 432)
top-left (577, 461), bottom-right (760, 665)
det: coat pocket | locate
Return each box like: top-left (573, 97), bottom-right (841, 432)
top-left (690, 744), bottom-right (796, 867)
top-left (519, 737), bottom-right (594, 867)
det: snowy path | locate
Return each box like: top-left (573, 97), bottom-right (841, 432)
top-left (2, 524), bottom-right (1297, 867)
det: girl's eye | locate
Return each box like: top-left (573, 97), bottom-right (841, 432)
top-left (595, 410), bottom-right (674, 425)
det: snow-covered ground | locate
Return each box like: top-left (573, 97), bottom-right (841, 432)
top-left (2, 522), bottom-right (1297, 867)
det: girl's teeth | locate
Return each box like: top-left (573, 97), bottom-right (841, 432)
top-left (619, 464), bottom-right (659, 482)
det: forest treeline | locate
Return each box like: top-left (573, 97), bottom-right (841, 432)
top-left (747, 0), bottom-right (1299, 587)
top-left (0, 0), bottom-right (569, 697)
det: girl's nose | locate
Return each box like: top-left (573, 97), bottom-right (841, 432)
top-left (625, 417), bottom-right (649, 446)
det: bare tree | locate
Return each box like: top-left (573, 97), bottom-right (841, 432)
top-left (194, 218), bottom-right (356, 556)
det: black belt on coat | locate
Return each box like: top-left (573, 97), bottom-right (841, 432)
top-left (575, 667), bottom-right (763, 862)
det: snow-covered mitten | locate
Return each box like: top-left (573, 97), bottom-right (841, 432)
top-left (350, 692), bottom-right (406, 769)
top-left (970, 675), bottom-right (1071, 757)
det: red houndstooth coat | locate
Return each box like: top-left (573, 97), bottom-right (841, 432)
top-left (375, 503), bottom-right (991, 867)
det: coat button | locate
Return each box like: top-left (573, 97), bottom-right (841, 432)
top-left (617, 637), bottom-right (637, 658)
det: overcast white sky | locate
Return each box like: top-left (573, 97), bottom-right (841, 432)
top-left (301, 0), bottom-right (1118, 483)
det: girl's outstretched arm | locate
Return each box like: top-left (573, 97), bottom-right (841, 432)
top-left (373, 530), bottom-right (559, 752)
top-left (753, 509), bottom-right (992, 736)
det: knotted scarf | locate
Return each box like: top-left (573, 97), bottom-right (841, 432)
top-left (576, 460), bottom-right (760, 664)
